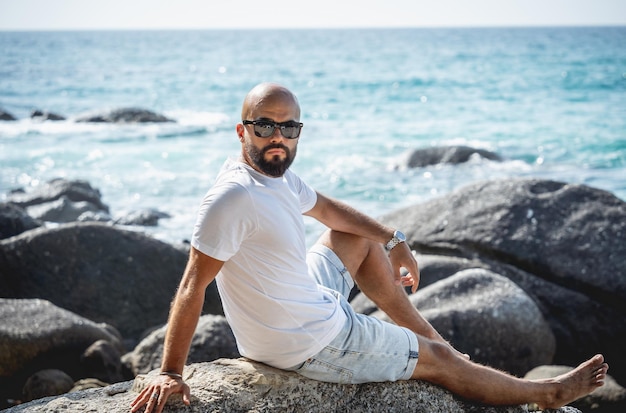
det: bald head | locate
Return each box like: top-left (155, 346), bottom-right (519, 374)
top-left (241, 83), bottom-right (301, 121)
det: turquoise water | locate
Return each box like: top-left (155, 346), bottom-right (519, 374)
top-left (1, 28), bottom-right (625, 245)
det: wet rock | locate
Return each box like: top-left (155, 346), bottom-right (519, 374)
top-left (30, 110), bottom-right (66, 121)
top-left (381, 178), bottom-right (626, 385)
top-left (0, 203), bottom-right (43, 239)
top-left (395, 145), bottom-right (502, 168)
top-left (75, 108), bottom-right (173, 123)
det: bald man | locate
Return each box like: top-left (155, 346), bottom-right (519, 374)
top-left (131, 83), bottom-right (607, 413)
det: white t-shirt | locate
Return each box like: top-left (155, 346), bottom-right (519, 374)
top-left (191, 158), bottom-right (347, 369)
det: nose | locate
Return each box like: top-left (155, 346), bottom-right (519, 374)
top-left (269, 126), bottom-right (285, 142)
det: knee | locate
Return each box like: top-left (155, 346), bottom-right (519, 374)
top-left (412, 337), bottom-right (457, 380)
top-left (427, 339), bottom-right (456, 362)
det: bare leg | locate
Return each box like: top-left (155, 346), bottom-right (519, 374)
top-left (317, 230), bottom-right (609, 407)
top-left (317, 230), bottom-right (452, 344)
top-left (414, 336), bottom-right (608, 408)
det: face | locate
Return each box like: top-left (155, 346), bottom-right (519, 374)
top-left (237, 85), bottom-right (301, 177)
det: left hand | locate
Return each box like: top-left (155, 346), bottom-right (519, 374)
top-left (389, 242), bottom-right (420, 293)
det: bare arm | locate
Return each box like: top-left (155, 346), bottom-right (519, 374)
top-left (305, 191), bottom-right (395, 243)
top-left (305, 191), bottom-right (419, 291)
top-left (131, 247), bottom-right (224, 413)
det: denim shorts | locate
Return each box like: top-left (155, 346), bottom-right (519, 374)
top-left (285, 244), bottom-right (419, 384)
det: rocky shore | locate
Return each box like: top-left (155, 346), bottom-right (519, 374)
top-left (1, 169), bottom-right (625, 412)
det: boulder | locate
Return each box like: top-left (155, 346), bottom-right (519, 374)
top-left (75, 108), bottom-right (173, 123)
top-left (114, 208), bottom-right (170, 226)
top-left (22, 369), bottom-right (75, 403)
top-left (350, 253), bottom-right (488, 315)
top-left (124, 314), bottom-right (240, 375)
top-left (5, 178), bottom-right (109, 211)
top-left (372, 269), bottom-right (556, 377)
top-left (26, 195), bottom-right (107, 223)
top-left (0, 108), bottom-right (17, 121)
top-left (81, 340), bottom-right (126, 384)
top-left (0, 222), bottom-right (223, 343)
top-left (381, 178), bottom-right (626, 384)
top-left (2, 358), bottom-right (581, 413)
top-left (0, 203), bottom-right (43, 239)
top-left (395, 145), bottom-right (502, 168)
top-left (526, 365), bottom-right (626, 413)
top-left (30, 110), bottom-right (66, 121)
top-left (0, 299), bottom-right (123, 405)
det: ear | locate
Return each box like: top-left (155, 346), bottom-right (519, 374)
top-left (236, 123), bottom-right (245, 142)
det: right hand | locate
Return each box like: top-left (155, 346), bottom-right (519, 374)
top-left (130, 374), bottom-right (191, 413)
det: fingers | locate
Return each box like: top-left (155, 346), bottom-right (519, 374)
top-left (388, 244), bottom-right (421, 294)
top-left (130, 386), bottom-right (160, 413)
top-left (130, 378), bottom-right (189, 413)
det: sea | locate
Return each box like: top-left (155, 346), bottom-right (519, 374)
top-left (1, 27), bottom-right (625, 247)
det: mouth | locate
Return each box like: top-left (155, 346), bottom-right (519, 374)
top-left (265, 148), bottom-right (285, 156)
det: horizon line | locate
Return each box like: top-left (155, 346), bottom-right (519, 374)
top-left (1, 23), bottom-right (625, 32)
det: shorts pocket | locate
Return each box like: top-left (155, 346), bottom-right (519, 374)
top-left (296, 356), bottom-right (354, 384)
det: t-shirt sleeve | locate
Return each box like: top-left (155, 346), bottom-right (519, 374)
top-left (289, 171), bottom-right (317, 213)
top-left (191, 182), bottom-right (256, 261)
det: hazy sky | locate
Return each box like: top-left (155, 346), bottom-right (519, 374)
top-left (1, 0), bottom-right (625, 30)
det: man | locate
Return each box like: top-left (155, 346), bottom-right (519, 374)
top-left (131, 83), bottom-right (608, 413)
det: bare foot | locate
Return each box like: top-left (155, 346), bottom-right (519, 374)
top-left (536, 354), bottom-right (608, 409)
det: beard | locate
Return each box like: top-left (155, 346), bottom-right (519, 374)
top-left (245, 142), bottom-right (296, 177)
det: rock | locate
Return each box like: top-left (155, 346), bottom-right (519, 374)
top-left (395, 145), bottom-right (502, 168)
top-left (30, 110), bottom-right (66, 121)
top-left (381, 178), bottom-right (626, 385)
top-left (350, 253), bottom-right (488, 315)
top-left (70, 378), bottom-right (109, 392)
top-left (26, 195), bottom-right (106, 223)
top-left (81, 340), bottom-right (125, 384)
top-left (0, 203), bottom-right (43, 239)
top-left (372, 269), bottom-right (556, 376)
top-left (0, 108), bottom-right (17, 121)
top-left (75, 108), bottom-right (173, 123)
top-left (0, 299), bottom-right (123, 405)
top-left (0, 222), bottom-right (223, 342)
top-left (22, 369), bottom-right (75, 403)
top-left (3, 358), bottom-right (581, 413)
top-left (115, 208), bottom-right (170, 226)
top-left (77, 210), bottom-right (113, 222)
top-left (6, 178), bottom-right (109, 212)
top-left (526, 365), bottom-right (626, 413)
top-left (125, 314), bottom-right (240, 375)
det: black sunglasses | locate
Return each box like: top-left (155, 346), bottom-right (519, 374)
top-left (242, 120), bottom-right (303, 139)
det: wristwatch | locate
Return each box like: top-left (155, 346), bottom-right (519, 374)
top-left (385, 230), bottom-right (406, 252)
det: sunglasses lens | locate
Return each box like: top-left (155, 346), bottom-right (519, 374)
top-left (281, 123), bottom-right (302, 139)
top-left (253, 122), bottom-right (275, 138)
top-left (281, 126), bottom-right (297, 138)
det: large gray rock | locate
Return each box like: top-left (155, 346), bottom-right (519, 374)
top-left (372, 269), bottom-right (556, 377)
top-left (21, 369), bottom-right (75, 402)
top-left (0, 108), bottom-right (17, 121)
top-left (0, 299), bottom-right (123, 405)
top-left (124, 314), bottom-right (239, 375)
top-left (75, 108), bottom-right (173, 123)
top-left (395, 145), bottom-right (502, 168)
top-left (6, 178), bottom-right (109, 212)
top-left (3, 358), bottom-right (581, 413)
top-left (381, 179), bottom-right (626, 384)
top-left (25, 195), bottom-right (108, 223)
top-left (0, 203), bottom-right (43, 239)
top-left (0, 222), bottom-right (223, 342)
top-left (30, 110), bottom-right (66, 121)
top-left (350, 253), bottom-right (488, 315)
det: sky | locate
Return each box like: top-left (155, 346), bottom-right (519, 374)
top-left (0, 0), bottom-right (625, 30)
